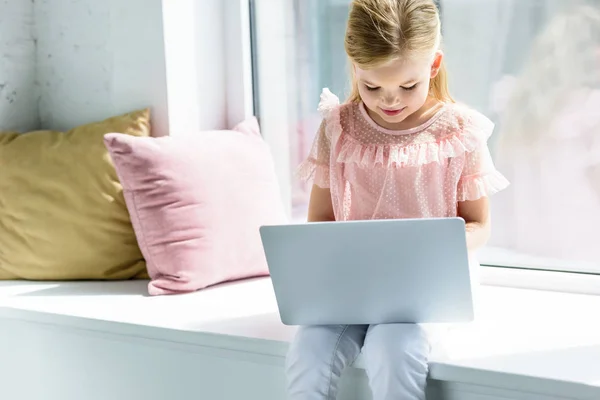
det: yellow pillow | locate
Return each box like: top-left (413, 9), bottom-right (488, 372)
top-left (0, 109), bottom-right (150, 280)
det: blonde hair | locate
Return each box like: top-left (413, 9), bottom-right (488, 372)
top-left (345, 0), bottom-right (453, 103)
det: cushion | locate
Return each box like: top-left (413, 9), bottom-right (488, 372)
top-left (104, 117), bottom-right (288, 296)
top-left (0, 109), bottom-right (151, 280)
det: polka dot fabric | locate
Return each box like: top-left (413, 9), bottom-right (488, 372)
top-left (297, 89), bottom-right (509, 221)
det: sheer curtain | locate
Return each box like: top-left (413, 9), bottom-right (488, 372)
top-left (487, 0), bottom-right (600, 271)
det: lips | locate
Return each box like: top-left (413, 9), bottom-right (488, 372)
top-left (380, 107), bottom-right (405, 116)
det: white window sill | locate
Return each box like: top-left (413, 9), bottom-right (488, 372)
top-left (0, 278), bottom-right (598, 399)
top-left (482, 266), bottom-right (600, 296)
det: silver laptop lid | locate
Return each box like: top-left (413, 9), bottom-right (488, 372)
top-left (260, 218), bottom-right (474, 325)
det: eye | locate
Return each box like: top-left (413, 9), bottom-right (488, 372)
top-left (365, 85), bottom-right (380, 91)
top-left (401, 83), bottom-right (418, 91)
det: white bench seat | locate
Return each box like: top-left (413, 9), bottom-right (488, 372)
top-left (1, 278), bottom-right (599, 400)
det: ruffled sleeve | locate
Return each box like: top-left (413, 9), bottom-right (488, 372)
top-left (297, 89), bottom-right (340, 188)
top-left (457, 111), bottom-right (510, 202)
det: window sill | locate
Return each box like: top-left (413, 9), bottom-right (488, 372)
top-left (0, 278), bottom-right (598, 399)
top-left (482, 266), bottom-right (600, 296)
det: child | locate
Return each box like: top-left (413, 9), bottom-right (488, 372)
top-left (290, 0), bottom-right (509, 399)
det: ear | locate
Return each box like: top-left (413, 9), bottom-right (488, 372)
top-left (430, 51), bottom-right (444, 79)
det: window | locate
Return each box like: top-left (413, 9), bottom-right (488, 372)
top-left (251, 0), bottom-right (600, 275)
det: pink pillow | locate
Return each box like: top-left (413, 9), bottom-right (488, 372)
top-left (104, 117), bottom-right (287, 295)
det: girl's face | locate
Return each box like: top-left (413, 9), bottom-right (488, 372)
top-left (355, 52), bottom-right (443, 127)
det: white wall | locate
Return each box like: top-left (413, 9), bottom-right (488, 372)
top-left (34, 0), bottom-right (170, 136)
top-left (0, 0), bottom-right (38, 132)
top-left (194, 0), bottom-right (227, 130)
top-left (162, 0), bottom-right (227, 136)
top-left (1, 0), bottom-right (228, 135)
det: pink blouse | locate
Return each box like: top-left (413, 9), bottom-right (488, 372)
top-left (299, 89), bottom-right (509, 221)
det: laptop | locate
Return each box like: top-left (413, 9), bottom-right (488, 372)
top-left (259, 218), bottom-right (474, 326)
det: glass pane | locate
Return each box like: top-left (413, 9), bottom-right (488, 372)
top-left (253, 0), bottom-right (600, 274)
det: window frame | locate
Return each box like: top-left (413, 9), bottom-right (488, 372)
top-left (239, 0), bottom-right (294, 216)
top-left (224, 0), bottom-right (256, 128)
top-left (247, 0), bottom-right (600, 293)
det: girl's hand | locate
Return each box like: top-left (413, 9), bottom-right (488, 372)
top-left (458, 197), bottom-right (491, 251)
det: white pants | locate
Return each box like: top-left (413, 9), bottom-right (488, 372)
top-left (286, 323), bottom-right (431, 400)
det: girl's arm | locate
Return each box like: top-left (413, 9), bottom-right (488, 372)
top-left (457, 197), bottom-right (491, 251)
top-left (307, 185), bottom-right (335, 222)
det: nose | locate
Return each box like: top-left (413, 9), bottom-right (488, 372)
top-left (382, 92), bottom-right (400, 108)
